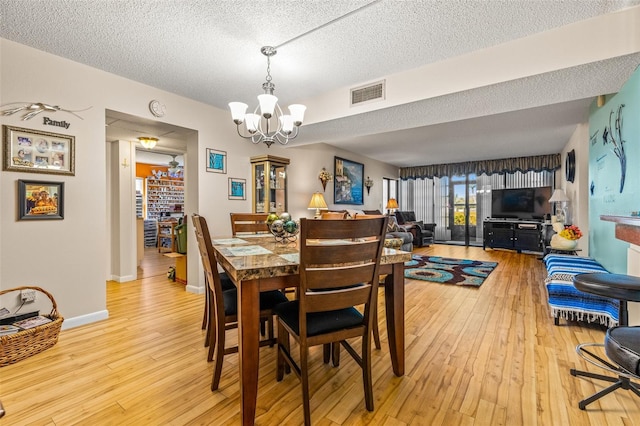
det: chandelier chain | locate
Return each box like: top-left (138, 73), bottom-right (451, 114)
top-left (265, 55), bottom-right (272, 84)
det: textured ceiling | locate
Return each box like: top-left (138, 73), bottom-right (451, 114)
top-left (2, 0), bottom-right (640, 167)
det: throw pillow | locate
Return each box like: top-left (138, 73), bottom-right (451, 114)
top-left (346, 209), bottom-right (365, 219)
top-left (387, 215), bottom-right (400, 232)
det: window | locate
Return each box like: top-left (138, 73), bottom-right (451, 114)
top-left (400, 170), bottom-right (553, 244)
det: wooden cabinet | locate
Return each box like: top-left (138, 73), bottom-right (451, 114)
top-left (250, 155), bottom-right (289, 215)
top-left (483, 219), bottom-right (543, 253)
top-left (146, 178), bottom-right (184, 221)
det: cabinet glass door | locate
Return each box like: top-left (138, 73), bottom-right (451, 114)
top-left (255, 164), bottom-right (266, 212)
top-left (251, 155), bottom-right (289, 215)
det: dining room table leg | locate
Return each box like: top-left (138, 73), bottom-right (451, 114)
top-left (238, 278), bottom-right (261, 425)
top-left (384, 262), bottom-right (405, 376)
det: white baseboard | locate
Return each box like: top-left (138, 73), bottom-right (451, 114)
top-left (186, 284), bottom-right (204, 294)
top-left (110, 274), bottom-right (137, 283)
top-left (61, 310), bottom-right (109, 330)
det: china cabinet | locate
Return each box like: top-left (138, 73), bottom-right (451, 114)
top-left (250, 155), bottom-right (289, 215)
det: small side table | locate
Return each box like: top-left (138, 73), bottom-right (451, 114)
top-left (545, 246), bottom-right (582, 256)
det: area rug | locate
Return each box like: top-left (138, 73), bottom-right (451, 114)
top-left (404, 255), bottom-right (498, 287)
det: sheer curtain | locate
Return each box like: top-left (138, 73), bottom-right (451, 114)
top-left (400, 171), bottom-right (554, 243)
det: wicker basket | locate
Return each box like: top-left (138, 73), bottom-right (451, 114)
top-left (0, 286), bottom-right (64, 367)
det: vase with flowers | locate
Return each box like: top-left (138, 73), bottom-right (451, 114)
top-left (318, 168), bottom-right (332, 192)
top-left (550, 224), bottom-right (583, 250)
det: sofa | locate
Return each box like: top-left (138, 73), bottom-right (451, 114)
top-left (395, 211), bottom-right (436, 247)
top-left (327, 209), bottom-right (413, 251)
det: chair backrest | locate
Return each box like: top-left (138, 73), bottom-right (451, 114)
top-left (230, 213), bottom-right (269, 236)
top-left (395, 211), bottom-right (416, 224)
top-left (192, 214), bottom-right (227, 316)
top-left (298, 217), bottom-right (388, 334)
top-left (320, 211), bottom-right (347, 220)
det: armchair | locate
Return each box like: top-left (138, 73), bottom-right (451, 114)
top-left (395, 211), bottom-right (436, 247)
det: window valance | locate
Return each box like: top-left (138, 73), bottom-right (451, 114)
top-left (399, 153), bottom-right (561, 180)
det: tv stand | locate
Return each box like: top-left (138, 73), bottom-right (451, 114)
top-left (483, 218), bottom-right (544, 253)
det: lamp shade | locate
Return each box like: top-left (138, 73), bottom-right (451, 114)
top-left (549, 189), bottom-right (569, 203)
top-left (308, 192), bottom-right (328, 218)
top-left (386, 198), bottom-right (399, 210)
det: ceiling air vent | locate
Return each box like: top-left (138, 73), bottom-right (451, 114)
top-left (350, 80), bottom-right (385, 106)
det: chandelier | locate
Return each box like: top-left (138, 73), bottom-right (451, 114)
top-left (229, 46), bottom-right (306, 148)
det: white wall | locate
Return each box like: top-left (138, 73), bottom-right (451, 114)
top-left (560, 122), bottom-right (590, 255)
top-left (0, 39), bottom-right (397, 329)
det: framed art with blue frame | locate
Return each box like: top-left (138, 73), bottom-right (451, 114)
top-left (334, 156), bottom-right (364, 205)
top-left (228, 177), bottom-right (246, 200)
top-left (206, 148), bottom-right (226, 173)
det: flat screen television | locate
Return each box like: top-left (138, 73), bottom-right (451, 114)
top-left (491, 187), bottom-right (551, 220)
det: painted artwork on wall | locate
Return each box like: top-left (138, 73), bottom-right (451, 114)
top-left (228, 178), bottom-right (246, 200)
top-left (206, 148), bottom-right (226, 174)
top-left (588, 67), bottom-right (640, 274)
top-left (334, 156), bottom-right (364, 205)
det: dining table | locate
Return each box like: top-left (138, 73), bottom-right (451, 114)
top-left (211, 234), bottom-right (412, 425)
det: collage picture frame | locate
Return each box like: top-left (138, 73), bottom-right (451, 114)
top-left (3, 125), bottom-right (75, 176)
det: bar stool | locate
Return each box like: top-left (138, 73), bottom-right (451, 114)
top-left (571, 273), bottom-right (640, 409)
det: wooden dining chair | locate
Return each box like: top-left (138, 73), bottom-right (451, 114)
top-left (320, 211), bottom-right (347, 220)
top-left (274, 216), bottom-right (388, 425)
top-left (192, 214), bottom-right (288, 390)
top-left (321, 213), bottom-right (382, 350)
top-left (193, 215), bottom-right (236, 347)
top-left (230, 212), bottom-right (270, 236)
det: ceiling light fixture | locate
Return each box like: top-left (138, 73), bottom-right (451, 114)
top-left (138, 136), bottom-right (158, 150)
top-left (168, 155), bottom-right (180, 174)
top-left (229, 46), bottom-right (306, 148)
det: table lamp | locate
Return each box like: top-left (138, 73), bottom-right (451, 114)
top-left (308, 192), bottom-right (328, 218)
top-left (386, 198), bottom-right (399, 215)
top-left (549, 188), bottom-right (569, 223)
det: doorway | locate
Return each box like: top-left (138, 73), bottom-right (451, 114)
top-left (105, 109), bottom-right (197, 284)
top-left (448, 174), bottom-right (479, 245)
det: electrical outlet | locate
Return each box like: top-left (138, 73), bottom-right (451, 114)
top-left (21, 289), bottom-right (37, 303)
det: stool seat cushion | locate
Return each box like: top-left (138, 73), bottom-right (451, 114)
top-left (605, 326), bottom-right (640, 377)
top-left (574, 273), bottom-right (640, 303)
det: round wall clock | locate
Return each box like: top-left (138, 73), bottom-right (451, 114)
top-left (565, 149), bottom-right (576, 183)
top-left (149, 100), bottom-right (165, 117)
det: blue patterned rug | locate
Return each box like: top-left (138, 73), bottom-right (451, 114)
top-left (404, 255), bottom-right (498, 287)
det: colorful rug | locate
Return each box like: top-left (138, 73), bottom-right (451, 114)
top-left (404, 255), bottom-right (498, 287)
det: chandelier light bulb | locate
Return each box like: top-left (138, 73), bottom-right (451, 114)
top-left (229, 102), bottom-right (248, 124)
top-left (288, 104), bottom-right (306, 126)
top-left (258, 94), bottom-right (278, 119)
top-left (280, 115), bottom-right (294, 134)
top-left (245, 114), bottom-right (260, 133)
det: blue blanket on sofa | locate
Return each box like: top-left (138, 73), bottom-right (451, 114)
top-left (543, 254), bottom-right (619, 327)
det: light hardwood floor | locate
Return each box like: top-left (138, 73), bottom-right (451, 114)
top-left (1, 245), bottom-right (639, 425)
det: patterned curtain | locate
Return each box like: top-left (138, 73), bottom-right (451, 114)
top-left (399, 153), bottom-right (561, 180)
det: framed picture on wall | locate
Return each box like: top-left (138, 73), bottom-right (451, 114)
top-left (3, 125), bottom-right (75, 176)
top-left (206, 148), bottom-right (227, 174)
top-left (228, 178), bottom-right (246, 200)
top-left (334, 156), bottom-right (364, 205)
top-left (17, 179), bottom-right (64, 220)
